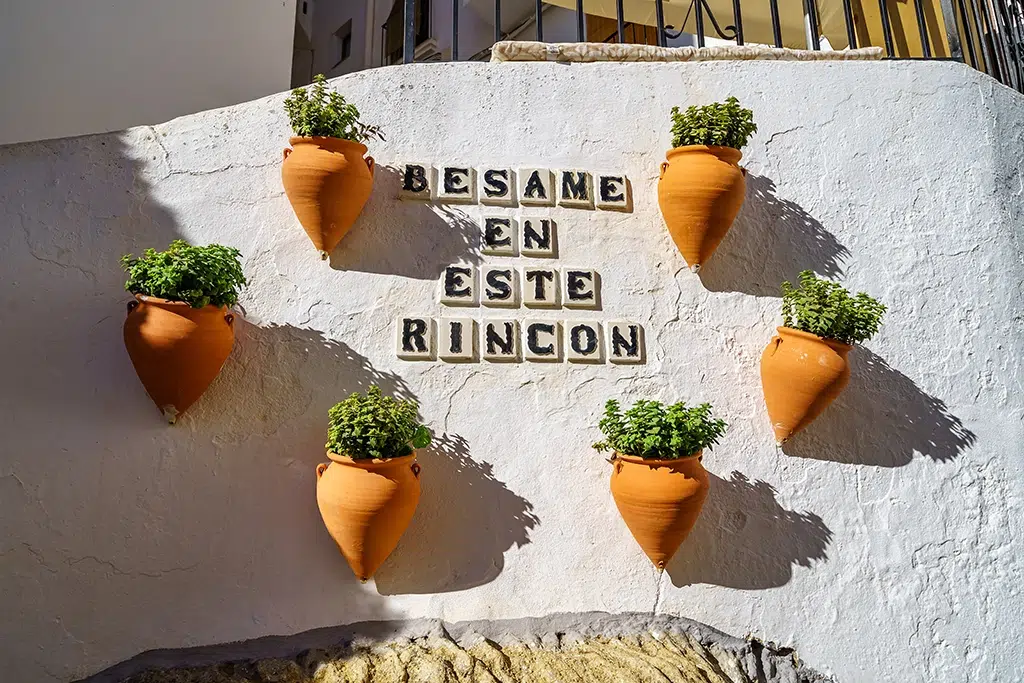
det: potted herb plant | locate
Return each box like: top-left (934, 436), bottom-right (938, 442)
top-left (593, 398), bottom-right (726, 570)
top-left (121, 240), bottom-right (247, 423)
top-left (761, 270), bottom-right (887, 443)
top-left (316, 386), bottom-right (431, 582)
top-left (281, 74), bottom-right (384, 259)
top-left (657, 97), bottom-right (757, 271)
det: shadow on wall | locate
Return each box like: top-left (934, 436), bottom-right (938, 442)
top-left (781, 347), bottom-right (977, 466)
top-left (329, 165), bottom-right (480, 280)
top-left (667, 471), bottom-right (832, 590)
top-left (374, 432), bottom-right (540, 594)
top-left (698, 174), bottom-right (850, 296)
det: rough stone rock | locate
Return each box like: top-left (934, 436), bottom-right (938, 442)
top-left (91, 614), bottom-right (832, 683)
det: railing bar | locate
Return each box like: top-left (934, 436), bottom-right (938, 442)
top-left (655, 0), bottom-right (667, 46)
top-left (617, 0), bottom-right (626, 42)
top-left (994, 0), bottom-right (1020, 87)
top-left (452, 0), bottom-right (459, 60)
top-left (769, 0), bottom-right (784, 47)
top-left (576, 0), bottom-right (585, 42)
top-left (695, 0), bottom-right (706, 46)
top-left (732, 0), bottom-right (745, 44)
top-left (496, 0), bottom-right (503, 45)
top-left (984, 0), bottom-right (1010, 81)
top-left (403, 0), bottom-right (415, 63)
top-left (939, 0), bottom-right (965, 59)
top-left (1009, 0), bottom-right (1024, 89)
top-left (968, 0), bottom-right (991, 72)
top-left (842, 0), bottom-right (858, 48)
top-left (914, 0), bottom-right (933, 56)
top-left (957, 0), bottom-right (978, 67)
top-left (878, 0), bottom-right (896, 55)
top-left (805, 0), bottom-right (822, 49)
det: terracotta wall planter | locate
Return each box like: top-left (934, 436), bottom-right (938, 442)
top-left (282, 137), bottom-right (375, 259)
top-left (123, 295), bottom-right (235, 423)
top-left (316, 452), bottom-right (421, 581)
top-left (760, 326), bottom-right (852, 443)
top-left (610, 453), bottom-right (710, 570)
top-left (657, 145), bottom-right (746, 271)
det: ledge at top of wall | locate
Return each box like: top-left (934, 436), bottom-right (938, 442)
top-left (490, 41), bottom-right (884, 63)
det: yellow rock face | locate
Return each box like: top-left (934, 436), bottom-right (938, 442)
top-left (119, 631), bottom-right (805, 683)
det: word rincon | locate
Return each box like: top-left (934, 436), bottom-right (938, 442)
top-left (396, 318), bottom-right (645, 364)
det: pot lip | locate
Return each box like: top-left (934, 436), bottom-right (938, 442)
top-left (326, 451), bottom-right (418, 468)
top-left (665, 145), bottom-right (742, 164)
top-left (132, 293), bottom-right (227, 311)
top-left (776, 326), bottom-right (854, 351)
top-left (289, 136), bottom-right (369, 155)
top-left (613, 451), bottom-right (703, 466)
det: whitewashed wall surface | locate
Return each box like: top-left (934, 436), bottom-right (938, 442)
top-left (1, 60), bottom-right (1022, 683)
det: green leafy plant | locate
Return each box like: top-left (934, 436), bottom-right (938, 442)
top-left (284, 74), bottom-right (384, 142)
top-left (327, 386), bottom-right (431, 460)
top-left (121, 240), bottom-right (246, 308)
top-left (592, 399), bottom-right (727, 460)
top-left (670, 97), bottom-right (757, 150)
top-left (780, 270), bottom-right (886, 345)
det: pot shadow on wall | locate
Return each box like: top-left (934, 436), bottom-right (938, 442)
top-left (328, 165), bottom-right (480, 280)
top-left (780, 347), bottom-right (976, 466)
top-left (667, 471), bottom-right (833, 589)
top-left (374, 432), bottom-right (540, 594)
top-left (697, 175), bottom-right (850, 296)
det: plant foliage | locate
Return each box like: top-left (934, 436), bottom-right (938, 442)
top-left (670, 97), bottom-right (757, 150)
top-left (121, 240), bottom-right (246, 308)
top-left (284, 74), bottom-right (384, 142)
top-left (592, 399), bottom-right (727, 460)
top-left (326, 386), bottom-right (431, 460)
top-left (780, 270), bottom-right (886, 345)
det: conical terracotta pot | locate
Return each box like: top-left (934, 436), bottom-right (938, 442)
top-left (760, 326), bottom-right (852, 444)
top-left (123, 295), bottom-right (235, 423)
top-left (657, 145), bottom-right (746, 271)
top-left (282, 137), bottom-right (375, 259)
top-left (610, 453), bottom-right (710, 570)
top-left (316, 452), bottom-right (421, 581)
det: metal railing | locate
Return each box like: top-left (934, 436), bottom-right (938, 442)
top-left (389, 0), bottom-right (1024, 92)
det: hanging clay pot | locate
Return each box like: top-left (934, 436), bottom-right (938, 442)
top-left (316, 452), bottom-right (421, 581)
top-left (657, 145), bottom-right (746, 271)
top-left (610, 453), bottom-right (710, 570)
top-left (282, 137), bottom-right (375, 259)
top-left (760, 326), bottom-right (852, 444)
top-left (123, 295), bottom-right (235, 424)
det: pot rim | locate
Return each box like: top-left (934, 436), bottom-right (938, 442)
top-left (776, 326), bottom-right (854, 352)
top-left (665, 145), bottom-right (742, 164)
top-left (289, 136), bottom-right (369, 156)
top-left (613, 451), bottom-right (703, 466)
top-left (132, 293), bottom-right (228, 311)
top-left (326, 452), bottom-right (418, 469)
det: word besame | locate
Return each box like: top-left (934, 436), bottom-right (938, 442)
top-left (398, 164), bottom-right (631, 211)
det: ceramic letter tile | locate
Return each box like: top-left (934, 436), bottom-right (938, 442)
top-left (566, 321), bottom-right (604, 363)
top-left (523, 320), bottom-right (562, 362)
top-left (522, 267), bottom-right (559, 308)
top-left (481, 266), bottom-right (519, 308)
top-left (607, 322), bottom-right (645, 364)
top-left (439, 318), bottom-right (477, 362)
top-left (558, 170), bottom-right (593, 208)
top-left (437, 166), bottom-right (476, 203)
top-left (519, 168), bottom-right (554, 206)
top-left (440, 264), bottom-right (478, 306)
top-left (398, 163), bottom-right (433, 200)
top-left (520, 218), bottom-right (557, 257)
top-left (480, 168), bottom-right (515, 206)
top-left (482, 320), bottom-right (520, 361)
top-left (395, 317), bottom-right (436, 360)
top-left (562, 269), bottom-right (600, 309)
top-left (596, 174), bottom-right (631, 211)
top-left (481, 216), bottom-right (518, 256)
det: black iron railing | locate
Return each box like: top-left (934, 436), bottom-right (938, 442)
top-left (385, 0), bottom-right (1024, 92)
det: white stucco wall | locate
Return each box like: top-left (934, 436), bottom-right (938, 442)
top-left (1, 60), bottom-right (1022, 683)
top-left (0, 0), bottom-right (296, 146)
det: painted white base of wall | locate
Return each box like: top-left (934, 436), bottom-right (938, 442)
top-left (1, 60), bottom-right (1022, 683)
